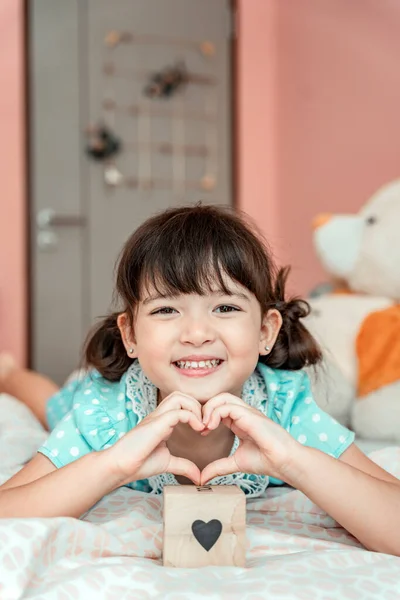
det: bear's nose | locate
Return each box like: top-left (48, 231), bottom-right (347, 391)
top-left (312, 213), bottom-right (332, 230)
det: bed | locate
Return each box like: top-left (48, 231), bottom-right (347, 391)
top-left (1, 392), bottom-right (399, 599)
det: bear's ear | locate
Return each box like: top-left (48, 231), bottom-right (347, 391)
top-left (312, 213), bottom-right (332, 231)
top-left (332, 278), bottom-right (352, 294)
top-left (356, 305), bottom-right (400, 397)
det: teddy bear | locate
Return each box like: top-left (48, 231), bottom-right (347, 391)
top-left (304, 179), bottom-right (400, 443)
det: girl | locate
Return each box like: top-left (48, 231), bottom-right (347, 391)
top-left (1, 204), bottom-right (399, 555)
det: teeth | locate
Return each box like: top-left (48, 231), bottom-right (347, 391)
top-left (175, 359), bottom-right (221, 369)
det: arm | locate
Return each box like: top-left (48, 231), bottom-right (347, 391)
top-left (284, 443), bottom-right (400, 555)
top-left (0, 399), bottom-right (204, 518)
top-left (0, 452), bottom-right (123, 519)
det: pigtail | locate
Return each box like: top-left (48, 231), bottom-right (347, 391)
top-left (84, 313), bottom-right (132, 381)
top-left (264, 267), bottom-right (322, 370)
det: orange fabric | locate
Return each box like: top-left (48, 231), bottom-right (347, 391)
top-left (356, 305), bottom-right (400, 398)
top-left (332, 287), bottom-right (353, 295)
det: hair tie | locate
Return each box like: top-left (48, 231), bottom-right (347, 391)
top-left (274, 301), bottom-right (286, 311)
top-left (284, 299), bottom-right (310, 323)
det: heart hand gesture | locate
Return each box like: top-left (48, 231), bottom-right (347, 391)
top-left (200, 393), bottom-right (300, 485)
top-left (106, 392), bottom-right (204, 487)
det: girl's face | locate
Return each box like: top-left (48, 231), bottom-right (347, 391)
top-left (118, 277), bottom-right (282, 403)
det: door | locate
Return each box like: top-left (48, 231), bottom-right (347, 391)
top-left (29, 0), bottom-right (234, 384)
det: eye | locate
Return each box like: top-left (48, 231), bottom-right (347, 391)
top-left (214, 305), bottom-right (240, 313)
top-left (366, 216), bottom-right (377, 225)
top-left (151, 307), bottom-right (177, 315)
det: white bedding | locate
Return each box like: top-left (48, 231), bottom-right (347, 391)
top-left (355, 437), bottom-right (394, 454)
top-left (1, 393), bottom-right (400, 599)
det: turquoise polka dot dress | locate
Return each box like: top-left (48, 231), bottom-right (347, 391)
top-left (39, 361), bottom-right (355, 496)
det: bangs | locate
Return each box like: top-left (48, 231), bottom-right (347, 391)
top-left (140, 255), bottom-right (235, 300)
top-left (117, 205), bottom-right (275, 310)
top-left (137, 224), bottom-right (264, 301)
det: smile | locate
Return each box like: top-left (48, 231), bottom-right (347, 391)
top-left (172, 359), bottom-right (224, 377)
top-left (175, 359), bottom-right (222, 369)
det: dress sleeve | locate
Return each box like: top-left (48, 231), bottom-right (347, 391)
top-left (261, 366), bottom-right (355, 486)
top-left (38, 409), bottom-right (92, 468)
top-left (280, 370), bottom-right (355, 458)
top-left (38, 372), bottom-right (136, 468)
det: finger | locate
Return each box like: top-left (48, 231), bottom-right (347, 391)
top-left (202, 393), bottom-right (245, 425)
top-left (200, 427), bottom-right (211, 437)
top-left (200, 456), bottom-right (239, 485)
top-left (207, 403), bottom-right (254, 433)
top-left (207, 404), bottom-right (277, 449)
top-left (155, 408), bottom-right (205, 435)
top-left (136, 409), bottom-right (205, 458)
top-left (157, 393), bottom-right (202, 422)
top-left (200, 417), bottom-right (237, 437)
top-left (168, 455), bottom-right (201, 485)
top-left (221, 416), bottom-right (234, 431)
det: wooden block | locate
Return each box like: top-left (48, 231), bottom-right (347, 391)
top-left (163, 485), bottom-right (246, 568)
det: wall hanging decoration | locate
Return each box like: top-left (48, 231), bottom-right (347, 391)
top-left (144, 62), bottom-right (188, 99)
top-left (85, 124), bottom-right (121, 161)
top-left (85, 124), bottom-right (124, 187)
top-left (102, 62), bottom-right (216, 92)
top-left (103, 100), bottom-right (217, 124)
top-left (104, 29), bottom-right (217, 59)
top-left (96, 28), bottom-right (220, 194)
top-left (103, 164), bottom-right (124, 187)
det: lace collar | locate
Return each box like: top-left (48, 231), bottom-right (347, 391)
top-left (125, 360), bottom-right (270, 497)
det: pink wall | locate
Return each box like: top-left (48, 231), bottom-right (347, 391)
top-left (236, 1), bottom-right (279, 251)
top-left (0, 0), bottom-right (26, 365)
top-left (238, 0), bottom-right (400, 294)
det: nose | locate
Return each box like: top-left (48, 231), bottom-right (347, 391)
top-left (312, 213), bottom-right (332, 231)
top-left (180, 316), bottom-right (215, 347)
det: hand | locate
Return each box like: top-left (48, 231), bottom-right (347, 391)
top-left (200, 393), bottom-right (300, 485)
top-left (106, 392), bottom-right (205, 486)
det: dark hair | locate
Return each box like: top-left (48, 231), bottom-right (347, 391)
top-left (85, 204), bottom-right (322, 380)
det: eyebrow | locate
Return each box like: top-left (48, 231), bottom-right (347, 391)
top-left (142, 293), bottom-right (177, 306)
top-left (142, 290), bottom-right (251, 305)
top-left (217, 291), bottom-right (251, 302)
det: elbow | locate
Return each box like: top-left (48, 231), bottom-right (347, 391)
top-left (364, 539), bottom-right (400, 557)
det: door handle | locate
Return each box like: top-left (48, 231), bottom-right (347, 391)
top-left (37, 208), bottom-right (87, 229)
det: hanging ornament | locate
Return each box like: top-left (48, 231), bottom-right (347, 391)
top-left (104, 30), bottom-right (132, 48)
top-left (144, 62), bottom-right (188, 99)
top-left (104, 164), bottom-right (124, 187)
top-left (85, 124), bottom-right (122, 161)
top-left (200, 174), bottom-right (216, 191)
top-left (104, 30), bottom-right (122, 48)
top-left (200, 41), bottom-right (216, 57)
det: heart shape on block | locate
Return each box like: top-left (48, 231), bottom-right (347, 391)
top-left (191, 519), bottom-right (223, 551)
